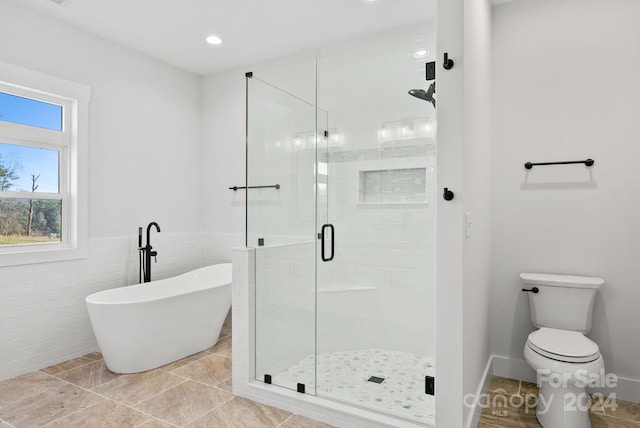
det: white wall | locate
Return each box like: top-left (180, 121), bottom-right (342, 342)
top-left (201, 69), bottom-right (246, 261)
top-left (491, 0), bottom-right (640, 397)
top-left (0, 1), bottom-right (206, 380)
top-left (0, 2), bottom-right (202, 237)
top-left (435, 0), bottom-right (493, 426)
top-left (434, 0), bottom-right (473, 425)
top-left (462, 0), bottom-right (493, 425)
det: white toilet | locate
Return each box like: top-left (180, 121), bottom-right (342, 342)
top-left (520, 273), bottom-right (604, 428)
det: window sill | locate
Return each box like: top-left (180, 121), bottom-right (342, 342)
top-left (0, 243), bottom-right (88, 267)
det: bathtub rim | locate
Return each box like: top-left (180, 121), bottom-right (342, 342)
top-left (86, 262), bottom-right (232, 305)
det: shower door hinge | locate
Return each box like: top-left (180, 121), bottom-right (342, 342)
top-left (297, 383), bottom-right (306, 393)
top-left (425, 376), bottom-right (435, 396)
top-left (324, 130), bottom-right (329, 138)
top-left (245, 71), bottom-right (253, 78)
top-left (264, 374), bottom-right (272, 384)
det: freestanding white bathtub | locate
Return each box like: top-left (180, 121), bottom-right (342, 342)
top-left (86, 263), bottom-right (232, 374)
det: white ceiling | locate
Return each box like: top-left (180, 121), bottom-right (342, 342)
top-left (12, 0), bottom-right (435, 76)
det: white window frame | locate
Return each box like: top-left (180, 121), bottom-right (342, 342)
top-left (0, 61), bottom-right (90, 266)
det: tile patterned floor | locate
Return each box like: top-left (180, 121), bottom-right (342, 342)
top-left (6, 327), bottom-right (639, 428)
top-left (0, 323), bottom-right (333, 428)
top-left (273, 349), bottom-right (435, 424)
top-left (478, 376), bottom-right (640, 427)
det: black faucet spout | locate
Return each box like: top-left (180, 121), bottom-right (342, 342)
top-left (146, 222), bottom-right (161, 247)
top-left (142, 222), bottom-right (161, 283)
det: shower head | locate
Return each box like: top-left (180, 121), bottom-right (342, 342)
top-left (408, 89), bottom-right (429, 101)
top-left (408, 82), bottom-right (436, 108)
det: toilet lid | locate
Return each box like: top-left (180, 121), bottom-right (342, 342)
top-left (527, 328), bottom-right (600, 363)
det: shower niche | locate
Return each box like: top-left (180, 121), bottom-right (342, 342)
top-left (359, 167), bottom-right (428, 204)
top-left (246, 30), bottom-right (436, 425)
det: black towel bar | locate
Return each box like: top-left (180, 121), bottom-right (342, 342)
top-left (229, 184), bottom-right (280, 191)
top-left (524, 159), bottom-right (594, 169)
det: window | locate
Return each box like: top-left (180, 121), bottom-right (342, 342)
top-left (0, 61), bottom-right (90, 266)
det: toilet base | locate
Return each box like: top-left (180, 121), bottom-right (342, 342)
top-left (523, 343), bottom-right (604, 428)
top-left (536, 382), bottom-right (591, 428)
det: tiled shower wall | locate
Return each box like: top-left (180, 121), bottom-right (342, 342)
top-left (250, 146), bottom-right (437, 373)
top-left (319, 147), bottom-right (436, 358)
top-left (0, 233), bottom-right (226, 382)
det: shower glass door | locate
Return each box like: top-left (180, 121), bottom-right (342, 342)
top-left (249, 30), bottom-right (436, 425)
top-left (314, 33), bottom-right (436, 424)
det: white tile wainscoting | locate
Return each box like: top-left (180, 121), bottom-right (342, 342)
top-left (0, 232), bottom-right (230, 382)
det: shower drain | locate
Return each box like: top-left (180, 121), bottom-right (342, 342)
top-left (367, 376), bottom-right (385, 384)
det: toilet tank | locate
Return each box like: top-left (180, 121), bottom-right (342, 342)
top-left (520, 273), bottom-right (603, 333)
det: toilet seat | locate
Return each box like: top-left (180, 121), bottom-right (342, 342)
top-left (527, 327), bottom-right (600, 363)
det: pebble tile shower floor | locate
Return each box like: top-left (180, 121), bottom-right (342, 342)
top-left (0, 323), bottom-right (332, 428)
top-left (273, 349), bottom-right (435, 424)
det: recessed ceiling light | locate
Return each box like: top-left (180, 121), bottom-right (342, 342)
top-left (206, 35), bottom-right (222, 45)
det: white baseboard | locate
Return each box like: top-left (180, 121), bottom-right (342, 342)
top-left (464, 355), bottom-right (495, 428)
top-left (492, 355), bottom-right (537, 384)
top-left (590, 376), bottom-right (640, 404)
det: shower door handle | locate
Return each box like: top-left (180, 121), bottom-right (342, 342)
top-left (321, 224), bottom-right (335, 262)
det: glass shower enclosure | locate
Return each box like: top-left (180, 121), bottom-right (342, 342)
top-left (247, 32), bottom-right (436, 424)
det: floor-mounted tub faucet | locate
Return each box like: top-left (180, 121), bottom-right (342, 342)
top-left (139, 222), bottom-right (161, 283)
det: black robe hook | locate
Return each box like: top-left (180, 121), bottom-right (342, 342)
top-left (443, 53), bottom-right (454, 70)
